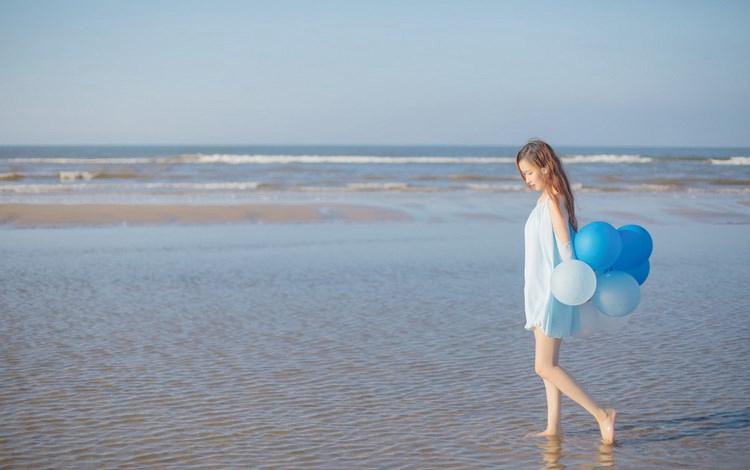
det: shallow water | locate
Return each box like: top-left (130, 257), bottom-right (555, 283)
top-left (1, 220), bottom-right (749, 468)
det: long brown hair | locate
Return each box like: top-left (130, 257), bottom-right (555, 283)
top-left (516, 139), bottom-right (578, 231)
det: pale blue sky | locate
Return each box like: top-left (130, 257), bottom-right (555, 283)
top-left (1, 0), bottom-right (748, 146)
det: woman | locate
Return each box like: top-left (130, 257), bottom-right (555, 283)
top-left (517, 139), bottom-right (616, 445)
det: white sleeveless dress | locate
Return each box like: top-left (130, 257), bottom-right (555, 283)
top-left (523, 199), bottom-right (580, 338)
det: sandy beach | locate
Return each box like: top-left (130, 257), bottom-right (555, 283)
top-left (2, 190), bottom-right (749, 228)
top-left (2, 192), bottom-right (749, 469)
top-left (0, 202), bottom-right (411, 227)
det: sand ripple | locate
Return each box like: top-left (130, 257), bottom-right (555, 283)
top-left (1, 223), bottom-right (748, 468)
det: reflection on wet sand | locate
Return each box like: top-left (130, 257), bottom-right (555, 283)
top-left (533, 435), bottom-right (615, 470)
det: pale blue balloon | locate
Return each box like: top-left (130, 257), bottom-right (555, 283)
top-left (592, 271), bottom-right (640, 317)
top-left (551, 260), bottom-right (597, 306)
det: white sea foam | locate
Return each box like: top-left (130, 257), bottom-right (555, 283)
top-left (466, 184), bottom-right (526, 192)
top-left (625, 184), bottom-right (678, 192)
top-left (562, 154), bottom-right (651, 164)
top-left (297, 183), bottom-right (443, 192)
top-left (0, 172), bottom-right (23, 181)
top-left (59, 171), bottom-right (97, 181)
top-left (9, 154), bottom-right (515, 165)
top-left (9, 157), bottom-right (155, 164)
top-left (709, 156), bottom-right (750, 165)
top-left (347, 182), bottom-right (413, 191)
top-left (8, 153), bottom-right (663, 165)
top-left (0, 181), bottom-right (261, 193)
top-left (184, 154), bottom-right (516, 165)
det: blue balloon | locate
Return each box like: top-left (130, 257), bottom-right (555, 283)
top-left (551, 260), bottom-right (597, 306)
top-left (624, 259), bottom-right (650, 285)
top-left (613, 225), bottom-right (652, 270)
top-left (574, 222), bottom-right (622, 272)
top-left (592, 271), bottom-right (640, 317)
top-left (620, 224), bottom-right (653, 257)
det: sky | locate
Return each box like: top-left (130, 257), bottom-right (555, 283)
top-left (0, 0), bottom-right (748, 147)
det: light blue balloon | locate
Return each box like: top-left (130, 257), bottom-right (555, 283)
top-left (592, 271), bottom-right (640, 317)
top-left (551, 260), bottom-right (597, 306)
top-left (613, 225), bottom-right (652, 270)
top-left (625, 259), bottom-right (650, 285)
top-left (574, 222), bottom-right (622, 272)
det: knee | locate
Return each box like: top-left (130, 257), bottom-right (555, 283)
top-left (535, 362), bottom-right (553, 380)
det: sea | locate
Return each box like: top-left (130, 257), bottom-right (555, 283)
top-left (1, 145), bottom-right (749, 203)
top-left (2, 221), bottom-right (749, 468)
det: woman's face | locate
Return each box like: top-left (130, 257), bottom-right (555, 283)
top-left (518, 159), bottom-right (546, 192)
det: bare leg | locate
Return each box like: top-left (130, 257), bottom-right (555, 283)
top-left (533, 327), bottom-right (616, 444)
top-left (536, 379), bottom-right (562, 436)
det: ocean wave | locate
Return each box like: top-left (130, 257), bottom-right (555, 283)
top-left (0, 172), bottom-right (23, 181)
top-left (562, 154), bottom-right (651, 164)
top-left (59, 171), bottom-right (97, 181)
top-left (466, 184), bottom-right (526, 192)
top-left (448, 174), bottom-right (515, 182)
top-left (2, 182), bottom-right (746, 195)
top-left (179, 154), bottom-right (518, 165)
top-left (584, 182), bottom-right (686, 192)
top-left (8, 154), bottom-right (516, 165)
top-left (6, 153), bottom-right (670, 166)
top-left (709, 156), bottom-right (750, 165)
top-left (0, 181), bottom-right (262, 193)
top-left (9, 157), bottom-right (155, 164)
top-left (296, 182), bottom-right (440, 192)
top-left (57, 170), bottom-right (145, 181)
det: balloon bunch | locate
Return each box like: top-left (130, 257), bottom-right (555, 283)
top-left (551, 222), bottom-right (653, 336)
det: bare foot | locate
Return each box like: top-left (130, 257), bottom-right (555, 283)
top-left (525, 429), bottom-right (562, 439)
top-left (598, 409), bottom-right (616, 445)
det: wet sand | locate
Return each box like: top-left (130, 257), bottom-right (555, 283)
top-left (0, 202), bottom-right (411, 227)
top-left (2, 191), bottom-right (750, 228)
top-left (1, 192), bottom-right (749, 468)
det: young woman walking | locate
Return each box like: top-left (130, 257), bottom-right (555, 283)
top-left (517, 139), bottom-right (616, 445)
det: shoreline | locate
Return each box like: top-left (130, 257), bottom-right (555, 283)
top-left (1, 190), bottom-right (750, 228)
top-left (0, 203), bottom-right (412, 228)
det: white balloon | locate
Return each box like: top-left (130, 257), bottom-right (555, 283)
top-left (574, 302), bottom-right (600, 338)
top-left (598, 310), bottom-right (629, 333)
top-left (551, 260), bottom-right (597, 306)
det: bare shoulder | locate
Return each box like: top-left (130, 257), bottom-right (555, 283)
top-left (545, 192), bottom-right (563, 210)
top-left (546, 192), bottom-right (572, 243)
top-left (546, 193), bottom-right (569, 220)
top-left (548, 192), bottom-right (565, 206)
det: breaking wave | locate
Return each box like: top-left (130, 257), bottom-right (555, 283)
top-left (8, 153), bottom-right (667, 166)
top-left (710, 156), bottom-right (750, 165)
top-left (562, 154), bottom-right (651, 164)
top-left (0, 182), bottom-right (263, 193)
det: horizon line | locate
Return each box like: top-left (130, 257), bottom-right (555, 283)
top-left (1, 142), bottom-right (749, 149)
